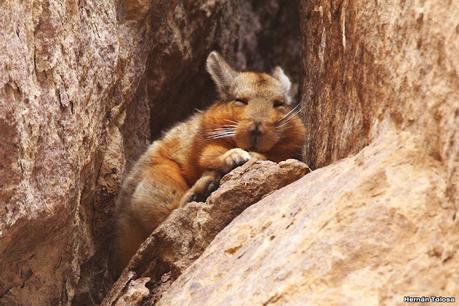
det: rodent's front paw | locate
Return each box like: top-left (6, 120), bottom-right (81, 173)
top-left (222, 148), bottom-right (251, 173)
top-left (179, 172), bottom-right (221, 206)
top-left (192, 174), bottom-right (221, 202)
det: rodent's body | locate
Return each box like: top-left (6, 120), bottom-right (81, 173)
top-left (115, 114), bottom-right (202, 270)
top-left (115, 52), bottom-right (306, 271)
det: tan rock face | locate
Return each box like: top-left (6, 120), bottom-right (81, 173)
top-left (300, 0), bottom-right (458, 192)
top-left (158, 132), bottom-right (458, 305)
top-left (1, 1), bottom-right (135, 305)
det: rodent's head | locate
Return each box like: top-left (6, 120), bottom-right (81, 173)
top-left (203, 51), bottom-right (305, 153)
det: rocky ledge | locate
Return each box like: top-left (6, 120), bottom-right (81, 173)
top-left (102, 159), bottom-right (311, 305)
top-left (106, 129), bottom-right (458, 306)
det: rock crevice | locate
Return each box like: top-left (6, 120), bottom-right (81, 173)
top-left (1, 0), bottom-right (458, 305)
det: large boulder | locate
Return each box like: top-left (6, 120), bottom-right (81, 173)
top-left (158, 131), bottom-right (458, 305)
top-left (0, 1), bottom-right (140, 305)
top-left (300, 0), bottom-right (458, 180)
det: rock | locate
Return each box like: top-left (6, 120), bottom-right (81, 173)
top-left (157, 131), bottom-right (459, 306)
top-left (300, 0), bottom-right (458, 194)
top-left (0, 0), bottom-right (302, 305)
top-left (114, 276), bottom-right (150, 306)
top-left (0, 0), bottom-right (142, 304)
top-left (101, 159), bottom-right (310, 305)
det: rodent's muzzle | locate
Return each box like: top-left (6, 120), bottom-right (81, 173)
top-left (248, 121), bottom-right (262, 149)
top-left (239, 120), bottom-right (278, 152)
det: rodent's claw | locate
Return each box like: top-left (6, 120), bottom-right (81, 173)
top-left (206, 180), bottom-right (219, 194)
top-left (196, 175), bottom-right (220, 201)
top-left (222, 148), bottom-right (251, 173)
top-left (180, 172), bottom-right (221, 205)
top-left (190, 194), bottom-right (198, 202)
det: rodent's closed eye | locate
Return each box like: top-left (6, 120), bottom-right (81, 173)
top-left (234, 98), bottom-right (248, 105)
top-left (273, 99), bottom-right (284, 107)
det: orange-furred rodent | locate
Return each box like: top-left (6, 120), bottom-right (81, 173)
top-left (115, 51), bottom-right (306, 271)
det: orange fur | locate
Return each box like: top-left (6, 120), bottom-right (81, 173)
top-left (114, 51), bottom-right (306, 272)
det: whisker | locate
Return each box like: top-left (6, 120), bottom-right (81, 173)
top-left (224, 119), bottom-right (239, 124)
top-left (207, 130), bottom-right (236, 135)
top-left (277, 103), bottom-right (302, 125)
top-left (285, 107), bottom-right (303, 121)
top-left (206, 133), bottom-right (236, 140)
top-left (212, 124), bottom-right (238, 129)
top-left (208, 129), bottom-right (233, 133)
top-left (211, 125), bottom-right (237, 130)
top-left (285, 103), bottom-right (302, 116)
top-left (207, 133), bottom-right (236, 138)
top-left (279, 103), bottom-right (300, 120)
top-left (276, 121), bottom-right (292, 129)
top-left (207, 126), bottom-right (237, 135)
top-left (208, 127), bottom-right (235, 131)
top-left (278, 104), bottom-right (303, 121)
top-left (206, 121), bottom-right (239, 140)
top-left (207, 129), bottom-right (235, 135)
top-left (276, 105), bottom-right (303, 128)
top-left (277, 113), bottom-right (301, 128)
top-left (209, 130), bottom-right (235, 134)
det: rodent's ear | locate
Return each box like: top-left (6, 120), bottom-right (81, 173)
top-left (206, 51), bottom-right (237, 99)
top-left (272, 66), bottom-right (292, 104)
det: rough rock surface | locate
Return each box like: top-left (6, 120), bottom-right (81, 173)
top-left (0, 0), bottom-right (301, 305)
top-left (0, 1), bottom-right (144, 305)
top-left (101, 160), bottom-right (310, 305)
top-left (158, 132), bottom-right (458, 305)
top-left (300, 0), bottom-right (458, 192)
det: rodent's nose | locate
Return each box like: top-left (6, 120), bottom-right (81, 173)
top-left (249, 122), bottom-right (263, 149)
top-left (249, 122), bottom-right (262, 136)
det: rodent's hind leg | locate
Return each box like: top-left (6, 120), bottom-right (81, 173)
top-left (115, 212), bottom-right (148, 273)
top-left (116, 169), bottom-right (188, 271)
top-left (180, 170), bottom-right (221, 206)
